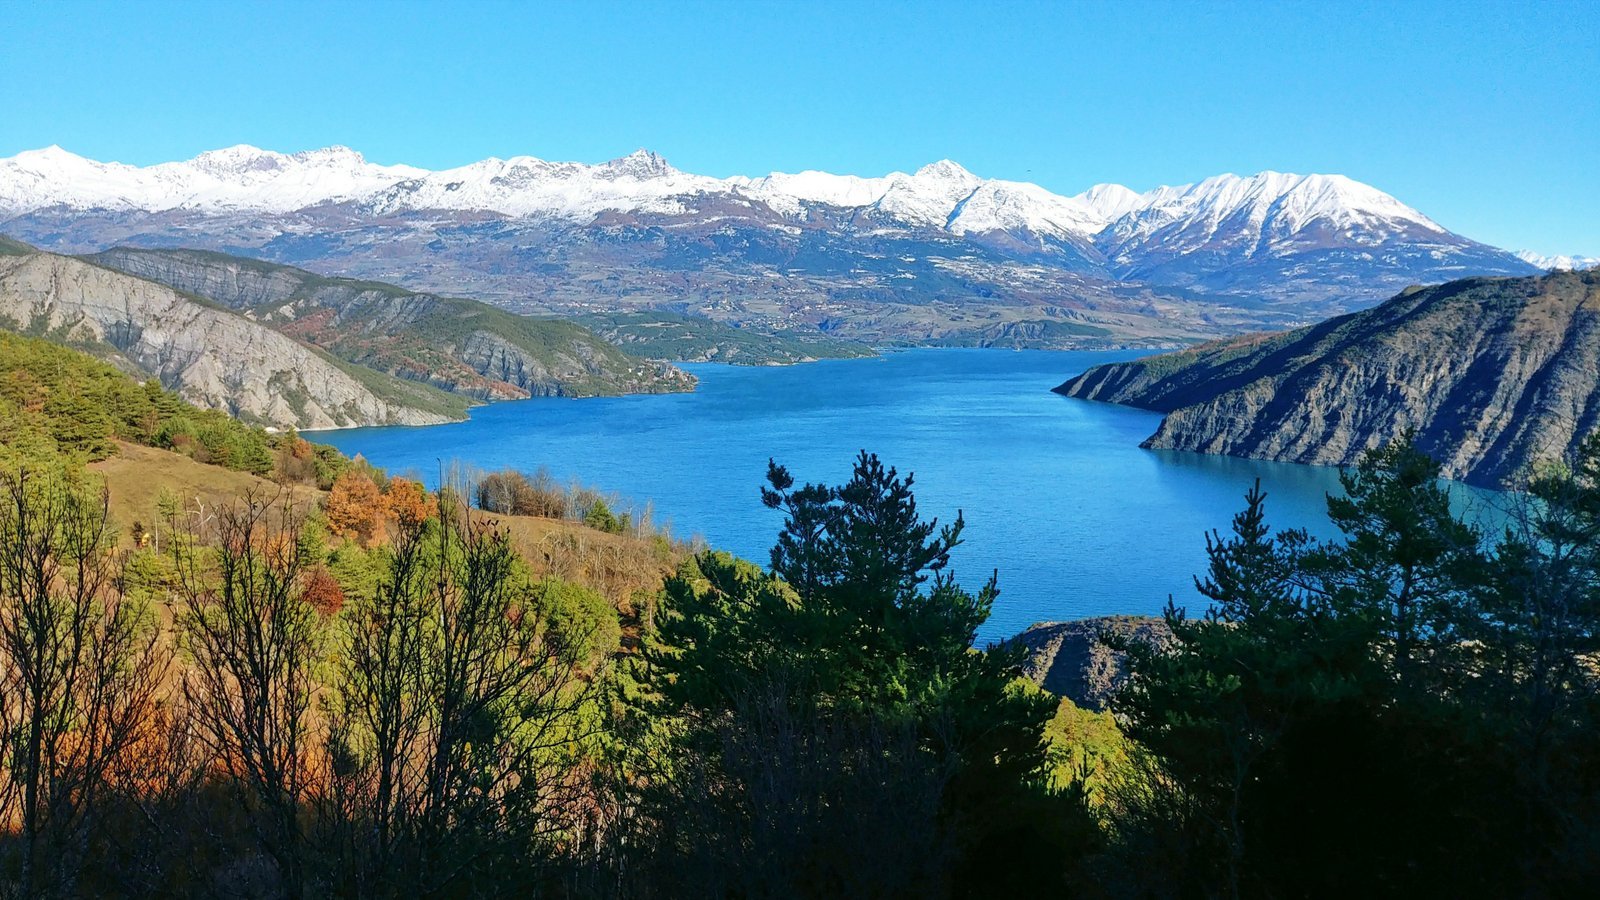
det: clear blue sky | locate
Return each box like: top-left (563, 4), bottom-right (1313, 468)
top-left (2, 0), bottom-right (1595, 253)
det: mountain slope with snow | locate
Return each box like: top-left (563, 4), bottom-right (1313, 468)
top-left (0, 145), bottom-right (426, 214)
top-left (1517, 250), bottom-right (1600, 272)
top-left (0, 144), bottom-right (1542, 346)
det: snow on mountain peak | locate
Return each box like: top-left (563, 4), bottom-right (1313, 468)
top-left (728, 170), bottom-right (891, 215)
top-left (913, 159), bottom-right (977, 182)
top-left (188, 145), bottom-right (288, 176)
top-left (1074, 183), bottom-right (1144, 221)
top-left (292, 145), bottom-right (369, 165)
top-left (14, 145), bottom-right (85, 164)
top-left (1516, 250), bottom-right (1600, 271)
top-left (870, 160), bottom-right (984, 226)
top-left (1097, 170), bottom-right (1449, 263)
top-left (1275, 173), bottom-right (1440, 233)
top-left (597, 149), bottom-right (676, 180)
top-left (946, 179), bottom-right (1104, 240)
top-left (0, 146), bottom-right (1506, 258)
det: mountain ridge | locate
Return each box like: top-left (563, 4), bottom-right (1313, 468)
top-left (1517, 250), bottom-right (1600, 271)
top-left (0, 144), bottom-right (1481, 243)
top-left (0, 244), bottom-right (696, 430)
top-left (0, 250), bottom-right (464, 429)
top-left (0, 145), bottom-right (1539, 348)
top-left (1054, 269), bottom-right (1600, 487)
top-left (85, 246), bottom-right (695, 400)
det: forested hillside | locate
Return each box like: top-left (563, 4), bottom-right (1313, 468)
top-left (2, 330), bottom-right (297, 474)
top-left (1, 333), bottom-right (1598, 896)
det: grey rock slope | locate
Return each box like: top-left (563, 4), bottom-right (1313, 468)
top-left (1056, 269), bottom-right (1600, 488)
top-left (1011, 616), bottom-right (1171, 711)
top-left (88, 247), bottom-right (694, 400)
top-left (0, 251), bottom-right (462, 429)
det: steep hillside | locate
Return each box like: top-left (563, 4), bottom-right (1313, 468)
top-left (89, 247), bottom-right (694, 398)
top-left (0, 234), bottom-right (34, 256)
top-left (0, 251), bottom-right (464, 429)
top-left (1055, 269), bottom-right (1600, 487)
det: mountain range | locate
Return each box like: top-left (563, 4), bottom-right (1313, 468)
top-left (1056, 268), bottom-right (1600, 487)
top-left (1516, 250), bottom-right (1600, 272)
top-left (0, 145), bottom-right (1544, 348)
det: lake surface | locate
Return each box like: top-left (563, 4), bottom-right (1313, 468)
top-left (319, 349), bottom-right (1488, 643)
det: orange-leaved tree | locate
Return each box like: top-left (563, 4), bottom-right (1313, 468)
top-left (383, 477), bottom-right (436, 530)
top-left (326, 469), bottom-right (385, 546)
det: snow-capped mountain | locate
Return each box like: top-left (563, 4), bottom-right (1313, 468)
top-left (0, 144), bottom-right (1541, 347)
top-left (360, 150), bottom-right (732, 219)
top-left (1100, 172), bottom-right (1447, 264)
top-left (0, 144), bottom-right (425, 214)
top-left (1516, 250), bottom-right (1600, 272)
top-left (1086, 170), bottom-right (1524, 299)
top-left (0, 144), bottom-right (1485, 252)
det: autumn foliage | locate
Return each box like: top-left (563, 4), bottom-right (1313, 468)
top-left (383, 477), bottom-right (435, 529)
top-left (325, 469), bottom-right (385, 545)
top-left (300, 567), bottom-right (346, 618)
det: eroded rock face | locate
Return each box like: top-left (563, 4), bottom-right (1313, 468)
top-left (1056, 270), bottom-right (1600, 488)
top-left (0, 253), bottom-right (455, 430)
top-left (89, 247), bottom-right (694, 400)
top-left (1010, 616), bottom-right (1171, 711)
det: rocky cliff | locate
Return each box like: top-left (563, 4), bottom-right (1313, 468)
top-left (1011, 616), bottom-right (1170, 711)
top-left (1055, 269), bottom-right (1600, 487)
top-left (0, 252), bottom-right (463, 429)
top-left (89, 247), bottom-right (694, 399)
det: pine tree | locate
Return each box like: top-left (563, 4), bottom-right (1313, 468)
top-left (637, 452), bottom-right (1075, 895)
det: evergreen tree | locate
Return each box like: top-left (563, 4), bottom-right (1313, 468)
top-left (634, 452), bottom-right (1084, 897)
top-left (1112, 440), bottom-right (1539, 897)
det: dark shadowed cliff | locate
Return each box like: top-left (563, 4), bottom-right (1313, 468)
top-left (1055, 269), bottom-right (1600, 487)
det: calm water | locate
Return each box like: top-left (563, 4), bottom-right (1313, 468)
top-left (320, 349), bottom-right (1464, 643)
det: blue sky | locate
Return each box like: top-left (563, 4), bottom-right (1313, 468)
top-left (2, 0), bottom-right (1595, 253)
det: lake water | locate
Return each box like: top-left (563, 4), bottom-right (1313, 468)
top-left (319, 349), bottom-right (1488, 643)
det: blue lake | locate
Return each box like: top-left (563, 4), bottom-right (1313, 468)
top-left (319, 349), bottom-right (1496, 643)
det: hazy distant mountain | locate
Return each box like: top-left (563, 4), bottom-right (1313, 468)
top-left (1516, 250), bottom-right (1600, 272)
top-left (0, 145), bottom-right (1539, 347)
top-left (1056, 269), bottom-right (1600, 487)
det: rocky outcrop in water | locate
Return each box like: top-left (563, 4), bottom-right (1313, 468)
top-left (0, 252), bottom-right (460, 429)
top-left (1011, 616), bottom-right (1171, 710)
top-left (1055, 270), bottom-right (1600, 488)
top-left (90, 247), bottom-right (694, 400)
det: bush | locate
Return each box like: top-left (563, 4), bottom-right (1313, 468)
top-left (475, 468), bottom-right (565, 518)
top-left (583, 498), bottom-right (623, 534)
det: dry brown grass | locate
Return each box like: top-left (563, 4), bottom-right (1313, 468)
top-left (89, 442), bottom-right (324, 544)
top-left (492, 513), bottom-right (685, 643)
top-left (88, 441), bottom-right (687, 648)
